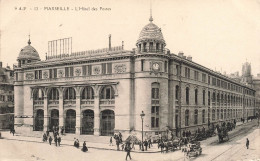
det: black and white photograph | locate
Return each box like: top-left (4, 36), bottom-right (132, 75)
top-left (0, 0), bottom-right (260, 160)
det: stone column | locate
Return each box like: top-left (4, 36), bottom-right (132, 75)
top-left (75, 95), bottom-right (81, 134)
top-left (59, 92), bottom-right (64, 129)
top-left (43, 96), bottom-right (49, 131)
top-left (94, 95), bottom-right (100, 136)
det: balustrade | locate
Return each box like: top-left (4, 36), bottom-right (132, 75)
top-left (81, 99), bottom-right (94, 105)
top-left (100, 99), bottom-right (115, 105)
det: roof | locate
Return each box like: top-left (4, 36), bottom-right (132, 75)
top-left (136, 17), bottom-right (165, 45)
top-left (17, 40), bottom-right (40, 61)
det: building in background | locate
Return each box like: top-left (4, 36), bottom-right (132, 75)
top-left (0, 62), bottom-right (14, 129)
top-left (14, 14), bottom-right (257, 139)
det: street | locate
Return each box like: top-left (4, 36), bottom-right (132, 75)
top-left (0, 121), bottom-right (259, 161)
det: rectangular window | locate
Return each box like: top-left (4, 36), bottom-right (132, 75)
top-left (65, 67), bottom-right (69, 77)
top-left (39, 70), bottom-right (42, 79)
top-left (49, 69), bottom-right (53, 79)
top-left (35, 71), bottom-right (38, 79)
top-left (202, 73), bottom-right (206, 82)
top-left (102, 63), bottom-right (106, 74)
top-left (212, 77), bottom-right (216, 86)
top-left (176, 65), bottom-right (179, 75)
top-left (194, 71), bottom-right (199, 80)
top-left (16, 73), bottom-right (18, 81)
top-left (151, 106), bottom-right (159, 128)
top-left (208, 76), bottom-right (211, 84)
top-left (54, 69), bottom-right (57, 78)
top-left (87, 65), bottom-right (92, 75)
top-left (69, 67), bottom-right (74, 77)
top-left (141, 60), bottom-right (144, 71)
top-left (152, 88), bottom-right (159, 99)
top-left (165, 61), bottom-right (168, 72)
top-left (82, 65), bottom-right (87, 76)
top-left (185, 67), bottom-right (190, 78)
top-left (107, 63), bottom-right (112, 74)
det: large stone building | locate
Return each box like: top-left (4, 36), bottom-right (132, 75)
top-left (0, 61), bottom-right (14, 129)
top-left (14, 15), bottom-right (257, 139)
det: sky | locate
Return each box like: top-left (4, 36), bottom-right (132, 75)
top-left (1, 0), bottom-right (260, 76)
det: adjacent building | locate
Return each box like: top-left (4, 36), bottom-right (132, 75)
top-left (0, 62), bottom-right (14, 129)
top-left (14, 15), bottom-right (257, 139)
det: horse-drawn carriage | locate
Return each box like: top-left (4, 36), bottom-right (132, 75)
top-left (217, 124), bottom-right (229, 143)
top-left (185, 142), bottom-right (202, 158)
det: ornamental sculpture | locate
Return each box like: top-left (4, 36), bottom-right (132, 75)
top-left (114, 64), bottom-right (126, 73)
top-left (93, 66), bottom-right (101, 75)
top-left (25, 73), bottom-right (34, 80)
top-left (58, 70), bottom-right (64, 78)
top-left (75, 68), bottom-right (81, 76)
top-left (43, 71), bottom-right (49, 79)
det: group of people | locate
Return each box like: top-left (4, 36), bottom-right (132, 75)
top-left (74, 138), bottom-right (88, 152)
top-left (42, 131), bottom-right (62, 147)
top-left (9, 128), bottom-right (15, 136)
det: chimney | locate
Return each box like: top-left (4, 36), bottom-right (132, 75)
top-left (122, 41), bottom-right (124, 50)
top-left (178, 51), bottom-right (184, 57)
top-left (187, 56), bottom-right (192, 61)
top-left (109, 34), bottom-right (111, 51)
top-left (0, 61), bottom-right (2, 68)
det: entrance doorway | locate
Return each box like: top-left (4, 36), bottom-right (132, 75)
top-left (101, 110), bottom-right (115, 136)
top-left (50, 109), bottom-right (59, 131)
top-left (65, 109), bottom-right (76, 133)
top-left (35, 109), bottom-right (44, 131)
top-left (82, 110), bottom-right (94, 135)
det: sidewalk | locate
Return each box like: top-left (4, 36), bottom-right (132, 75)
top-left (0, 131), bottom-right (161, 153)
top-left (0, 120), bottom-right (254, 154)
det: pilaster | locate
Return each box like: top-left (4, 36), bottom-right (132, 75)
top-left (43, 96), bottom-right (49, 131)
top-left (94, 95), bottom-right (100, 136)
top-left (75, 95), bottom-right (81, 134)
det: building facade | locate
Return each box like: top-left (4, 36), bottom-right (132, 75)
top-left (0, 62), bottom-right (14, 129)
top-left (14, 15), bottom-right (257, 139)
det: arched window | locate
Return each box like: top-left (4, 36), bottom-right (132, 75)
top-left (48, 88), bottom-right (59, 100)
top-left (194, 110), bottom-right (198, 124)
top-left (212, 109), bottom-right (215, 121)
top-left (64, 87), bottom-right (76, 100)
top-left (33, 88), bottom-right (44, 100)
top-left (186, 87), bottom-right (189, 105)
top-left (175, 85), bottom-right (179, 100)
top-left (82, 86), bottom-right (94, 99)
top-left (221, 94), bottom-right (223, 105)
top-left (203, 90), bottom-right (205, 105)
top-left (217, 93), bottom-right (220, 105)
top-left (208, 91), bottom-right (211, 105)
top-left (195, 89), bottom-right (198, 105)
top-left (202, 109), bottom-right (205, 123)
top-left (100, 86), bottom-right (115, 99)
top-left (212, 92), bottom-right (216, 103)
top-left (185, 110), bottom-right (189, 126)
top-left (217, 109), bottom-right (220, 120)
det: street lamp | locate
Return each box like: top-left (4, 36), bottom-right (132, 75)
top-left (140, 111), bottom-right (145, 151)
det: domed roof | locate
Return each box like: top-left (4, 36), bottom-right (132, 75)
top-left (137, 17), bottom-right (165, 44)
top-left (17, 39), bottom-right (40, 61)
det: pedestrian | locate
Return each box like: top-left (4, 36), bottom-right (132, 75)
top-left (144, 140), bottom-right (148, 151)
top-left (121, 143), bottom-right (125, 151)
top-left (58, 136), bottom-right (61, 146)
top-left (12, 129), bottom-right (15, 136)
top-left (49, 136), bottom-right (53, 145)
top-left (54, 136), bottom-right (58, 146)
top-left (116, 139), bottom-right (120, 151)
top-left (139, 141), bottom-right (142, 150)
top-left (131, 142), bottom-right (135, 150)
top-left (246, 138), bottom-right (249, 149)
top-left (110, 136), bottom-right (113, 146)
top-left (82, 141), bottom-right (88, 152)
top-left (125, 145), bottom-right (132, 160)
